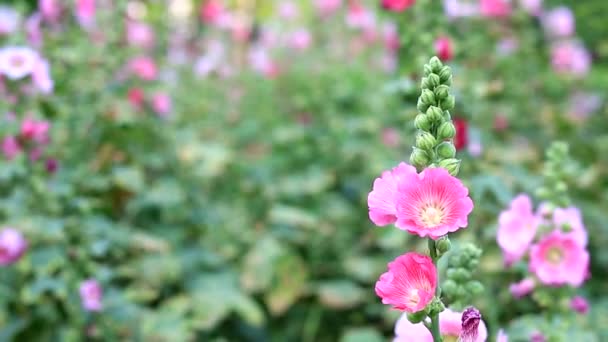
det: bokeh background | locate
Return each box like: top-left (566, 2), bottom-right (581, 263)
top-left (0, 0), bottom-right (607, 341)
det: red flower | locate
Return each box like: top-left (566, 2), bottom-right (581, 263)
top-left (453, 117), bottom-right (468, 150)
top-left (127, 88), bottom-right (144, 110)
top-left (434, 36), bottom-right (453, 61)
top-left (381, 0), bottom-right (416, 12)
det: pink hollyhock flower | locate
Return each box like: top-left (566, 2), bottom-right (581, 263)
top-left (21, 118), bottom-right (50, 144)
top-left (382, 0), bottom-right (416, 12)
top-left (551, 41), bottom-right (591, 78)
top-left (519, 0), bottom-right (542, 16)
top-left (32, 57), bottom-right (54, 94)
top-left (79, 279), bottom-right (103, 311)
top-left (443, 0), bottom-right (479, 19)
top-left (0, 46), bottom-right (38, 80)
top-left (346, 2), bottom-right (375, 30)
top-left (570, 296), bottom-right (589, 314)
top-left (39, 0), bottom-right (62, 22)
top-left (0, 228), bottom-right (28, 266)
top-left (127, 87), bottom-right (145, 110)
top-left (278, 1), bottom-right (299, 20)
top-left (497, 194), bottom-right (540, 266)
top-left (200, 0), bottom-right (223, 24)
top-left (288, 29), bottom-right (312, 51)
top-left (126, 20), bottom-right (155, 49)
top-left (382, 22), bottom-right (400, 52)
top-left (129, 56), bottom-right (157, 81)
top-left (509, 278), bottom-right (535, 298)
top-left (26, 14), bottom-right (43, 48)
top-left (151, 92), bottom-right (172, 118)
top-left (529, 230), bottom-right (589, 287)
top-left (375, 252), bottom-right (436, 312)
top-left (480, 0), bottom-right (511, 18)
top-left (496, 37), bottom-right (519, 56)
top-left (552, 207), bottom-right (587, 247)
top-left (497, 329), bottom-right (509, 342)
top-left (368, 162), bottom-right (417, 226)
top-left (394, 308), bottom-right (488, 341)
top-left (2, 136), bottom-right (21, 160)
top-left (493, 115), bottom-right (508, 132)
top-left (314, 0), bottom-right (342, 17)
top-left (542, 7), bottom-right (574, 38)
top-left (434, 36), bottom-right (454, 61)
top-left (0, 6), bottom-right (20, 35)
top-left (75, 0), bottom-right (96, 29)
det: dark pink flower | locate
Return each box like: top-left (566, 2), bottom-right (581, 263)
top-left (79, 279), bottom-right (103, 311)
top-left (0, 228), bottom-right (27, 266)
top-left (460, 307), bottom-right (482, 342)
top-left (200, 0), bottom-right (224, 24)
top-left (20, 118), bottom-right (50, 144)
top-left (129, 56), bottom-right (157, 81)
top-left (151, 92), bottom-right (172, 118)
top-left (375, 252), bottom-right (437, 312)
top-left (480, 0), bottom-right (511, 18)
top-left (2, 136), bottom-right (21, 160)
top-left (75, 0), bottom-right (96, 29)
top-left (46, 158), bottom-right (58, 173)
top-left (509, 278), bottom-right (535, 298)
top-left (394, 308), bottom-right (488, 341)
top-left (382, 0), bottom-right (416, 12)
top-left (128, 87), bottom-right (145, 110)
top-left (570, 296), bottom-right (589, 314)
top-left (434, 36), bottom-right (454, 61)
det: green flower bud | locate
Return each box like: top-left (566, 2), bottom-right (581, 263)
top-left (437, 122), bottom-right (456, 140)
top-left (417, 98), bottom-right (430, 113)
top-left (453, 268), bottom-right (471, 282)
top-left (437, 142), bottom-right (456, 159)
top-left (416, 132), bottom-right (437, 150)
top-left (407, 310), bottom-right (428, 323)
top-left (440, 95), bottom-right (455, 110)
top-left (429, 56), bottom-right (443, 73)
top-left (438, 66), bottom-right (452, 83)
top-left (436, 236), bottom-right (451, 254)
top-left (423, 64), bottom-right (433, 77)
top-left (438, 158), bottom-right (461, 176)
top-left (442, 279), bottom-right (458, 296)
top-left (442, 110), bottom-right (452, 121)
top-left (428, 73), bottom-right (441, 88)
top-left (555, 181), bottom-right (568, 193)
top-left (428, 297), bottom-right (445, 316)
top-left (466, 281), bottom-right (484, 295)
top-left (410, 148), bottom-right (430, 168)
top-left (434, 85), bottom-right (450, 100)
top-left (421, 77), bottom-right (430, 90)
top-left (426, 106), bottom-right (443, 123)
top-left (414, 114), bottom-right (432, 131)
top-left (421, 89), bottom-right (436, 106)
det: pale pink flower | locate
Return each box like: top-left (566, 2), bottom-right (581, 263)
top-left (39, 0), bottom-right (62, 22)
top-left (551, 40), bottom-right (591, 77)
top-left (0, 46), bottom-right (38, 80)
top-left (519, 0), bottom-right (542, 16)
top-left (26, 14), bottom-right (43, 48)
top-left (497, 194), bottom-right (540, 266)
top-left (278, 1), bottom-right (299, 20)
top-left (542, 7), bottom-right (574, 38)
top-left (126, 20), bottom-right (155, 49)
top-left (0, 6), bottom-right (20, 35)
top-left (381, 128), bottom-right (400, 147)
top-left (509, 278), bottom-right (535, 298)
top-left (314, 0), bottom-right (342, 17)
top-left (75, 0), bottom-right (96, 29)
top-left (249, 46), bottom-right (278, 77)
top-left (552, 207), bottom-right (587, 247)
top-left (394, 308), bottom-right (488, 341)
top-left (2, 136), bottom-right (21, 160)
top-left (346, 2), bottom-right (376, 30)
top-left (443, 0), bottom-right (479, 19)
top-left (480, 0), bottom-right (511, 18)
top-left (529, 230), bottom-right (589, 287)
top-left (382, 22), bottom-right (400, 52)
top-left (570, 296), bottom-right (589, 314)
top-left (497, 329), bottom-right (509, 342)
top-left (79, 279), bottom-right (103, 311)
top-left (375, 252), bottom-right (437, 313)
top-left (32, 57), bottom-right (54, 94)
top-left (382, 0), bottom-right (416, 12)
top-left (288, 29), bottom-right (312, 51)
top-left (129, 56), bottom-right (157, 81)
top-left (21, 118), bottom-right (50, 144)
top-left (151, 92), bottom-right (172, 118)
top-left (0, 228), bottom-right (27, 266)
top-left (368, 162), bottom-right (417, 226)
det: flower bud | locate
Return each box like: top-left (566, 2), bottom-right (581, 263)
top-left (429, 56), bottom-right (443, 73)
top-left (410, 148), bottom-right (430, 168)
top-left (442, 279), bottom-right (457, 295)
top-left (414, 114), bottom-right (431, 131)
top-left (428, 297), bottom-right (445, 315)
top-left (453, 268), bottom-right (471, 281)
top-left (416, 132), bottom-right (437, 150)
top-left (438, 66), bottom-right (452, 83)
top-left (426, 106), bottom-right (443, 123)
top-left (466, 281), bottom-right (484, 295)
top-left (428, 73), bottom-right (440, 88)
top-left (437, 121), bottom-right (456, 140)
top-left (440, 95), bottom-right (455, 110)
top-left (436, 236), bottom-right (451, 254)
top-left (421, 77), bottom-right (430, 89)
top-left (417, 98), bottom-right (430, 113)
top-left (434, 85), bottom-right (450, 100)
top-left (437, 142), bottom-right (456, 159)
top-left (407, 310), bottom-right (427, 323)
top-left (555, 181), bottom-right (567, 193)
top-left (438, 158), bottom-right (460, 176)
top-left (423, 64), bottom-right (432, 77)
top-left (420, 89), bottom-right (436, 106)
top-left (460, 307), bottom-right (482, 342)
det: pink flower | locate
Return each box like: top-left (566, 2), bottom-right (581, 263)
top-left (39, 0), bottom-right (62, 22)
top-left (434, 36), bottom-right (454, 61)
top-left (288, 29), bottom-right (312, 51)
top-left (2, 136), bottom-right (21, 160)
top-left (278, 1), bottom-right (299, 20)
top-left (0, 6), bottom-right (20, 35)
top-left (542, 7), bottom-right (574, 38)
top-left (126, 20), bottom-right (155, 49)
top-left (200, 0), bottom-right (224, 24)
top-left (128, 87), bottom-right (145, 110)
top-left (79, 279), bottom-right (103, 311)
top-left (460, 307), bottom-right (482, 342)
top-left (509, 278), bottom-right (535, 298)
top-left (0, 46), bottom-right (38, 80)
top-left (530, 332), bottom-right (546, 342)
top-left (314, 0), bottom-right (342, 17)
top-left (443, 0), bottom-right (479, 19)
top-left (75, 0), bottom-right (96, 29)
top-left (497, 194), bottom-right (540, 266)
top-left (551, 41), bottom-right (591, 77)
top-left (375, 252), bottom-right (437, 313)
top-left (497, 329), bottom-right (509, 342)
top-left (570, 296), bottom-right (589, 314)
top-left (382, 0), bottom-right (416, 12)
top-left (129, 56), bottom-right (157, 81)
top-left (394, 308), bottom-right (488, 341)
top-left (552, 207), bottom-right (587, 247)
top-left (368, 163), bottom-right (416, 226)
top-left (46, 158), bottom-right (59, 173)
top-left (519, 0), bottom-right (542, 16)
top-left (381, 128), bottom-right (400, 147)
top-left (151, 92), bottom-right (172, 118)
top-left (382, 23), bottom-right (400, 52)
top-left (480, 0), bottom-right (511, 18)
top-left (32, 57), bottom-right (54, 94)
top-left (26, 14), bottom-right (43, 47)
top-left (0, 228), bottom-right (28, 266)
top-left (346, 2), bottom-right (376, 30)
top-left (529, 230), bottom-right (589, 287)
top-left (21, 118), bottom-right (50, 144)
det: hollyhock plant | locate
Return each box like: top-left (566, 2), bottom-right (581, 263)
top-left (0, 6), bottom-right (20, 35)
top-left (480, 0), bottom-right (511, 18)
top-left (497, 194), bottom-right (540, 265)
top-left (21, 118), bottom-right (50, 144)
top-left (0, 46), bottom-right (38, 80)
top-left (126, 20), bottom-right (155, 49)
top-left (509, 278), bottom-right (535, 298)
top-left (434, 36), bottom-right (454, 61)
top-left (550, 41), bottom-right (591, 77)
top-left (0, 228), bottom-right (28, 266)
top-left (529, 230), bottom-right (589, 287)
top-left (375, 252), bottom-right (437, 313)
top-left (394, 308), bottom-right (488, 342)
top-left (346, 2), bottom-right (375, 30)
top-left (79, 279), bottom-right (103, 312)
top-left (382, 0), bottom-right (416, 12)
top-left (552, 207), bottom-right (587, 247)
top-left (542, 7), bottom-right (575, 38)
top-left (128, 87), bottom-right (145, 110)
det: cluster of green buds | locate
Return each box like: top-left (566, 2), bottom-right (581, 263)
top-left (535, 142), bottom-right (577, 209)
top-left (442, 243), bottom-right (484, 310)
top-left (411, 56), bottom-right (460, 176)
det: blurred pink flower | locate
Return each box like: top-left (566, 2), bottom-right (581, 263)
top-left (382, 0), bottom-right (416, 12)
top-left (530, 332), bottom-right (546, 342)
top-left (26, 14), bottom-right (44, 47)
top-left (480, 0), bottom-right (511, 18)
top-left (443, 0), bottom-right (479, 19)
top-left (375, 252), bottom-right (436, 312)
top-left (278, 1), bottom-right (299, 20)
top-left (497, 194), bottom-right (540, 266)
top-left (288, 29), bottom-right (312, 51)
top-left (529, 230), bottom-right (589, 287)
top-left (314, 0), bottom-right (342, 17)
top-left (32, 57), bottom-right (54, 94)
top-left (39, 0), bottom-right (62, 22)
top-left (382, 22), bottom-right (400, 52)
top-left (346, 2), bottom-right (376, 30)
top-left (129, 56), bottom-right (157, 81)
top-left (249, 47), bottom-right (279, 78)
top-left (551, 41), bottom-right (591, 77)
top-left (467, 140), bottom-right (483, 157)
top-left (552, 207), bottom-right (587, 247)
top-left (75, 0), bottom-right (96, 29)
top-left (435, 36), bottom-right (454, 61)
top-left (126, 20), bottom-right (155, 49)
top-left (46, 158), bottom-right (58, 173)
top-left (79, 279), bottom-right (103, 312)
top-left (368, 162), bottom-right (416, 226)
top-left (509, 278), bottom-right (535, 298)
top-left (2, 136), bottom-right (21, 160)
top-left (519, 0), bottom-right (542, 16)
top-left (21, 117), bottom-right (50, 144)
top-left (542, 7), bottom-right (575, 38)
top-left (0, 228), bottom-right (27, 266)
top-left (567, 92), bottom-right (602, 122)
top-left (128, 87), bottom-right (145, 110)
top-left (394, 308), bottom-right (488, 341)
top-left (151, 92), bottom-right (172, 118)
top-left (570, 296), bottom-right (589, 314)
top-left (381, 128), bottom-right (400, 147)
top-left (0, 6), bottom-right (20, 35)
top-left (497, 329), bottom-right (509, 342)
top-left (200, 0), bottom-right (224, 24)
top-left (0, 46), bottom-right (38, 80)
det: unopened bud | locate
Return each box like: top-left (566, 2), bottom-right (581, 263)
top-left (438, 66), bottom-right (452, 83)
top-left (421, 89), bottom-right (436, 106)
top-left (407, 310), bottom-right (427, 323)
top-left (416, 132), bottom-right (437, 150)
top-left (423, 64), bottom-right (432, 77)
top-left (410, 148), bottom-right (430, 168)
top-left (429, 56), bottom-right (443, 73)
top-left (466, 281), bottom-right (484, 295)
top-left (414, 114), bottom-right (431, 131)
top-left (440, 95), bottom-right (455, 110)
top-left (437, 142), bottom-right (456, 159)
top-left (428, 73), bottom-right (441, 88)
top-left (438, 158), bottom-right (461, 176)
top-left (436, 236), bottom-right (451, 254)
top-left (417, 98), bottom-right (430, 113)
top-left (437, 122), bottom-right (456, 140)
top-left (460, 307), bottom-right (482, 342)
top-left (426, 106), bottom-right (443, 123)
top-left (442, 279), bottom-right (457, 295)
top-left (435, 85), bottom-right (450, 100)
top-left (421, 77), bottom-right (430, 89)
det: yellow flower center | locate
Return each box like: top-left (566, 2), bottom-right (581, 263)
top-left (10, 56), bottom-right (24, 68)
top-left (420, 205), bottom-right (445, 228)
top-left (546, 247), bottom-right (563, 264)
top-left (443, 335), bottom-right (459, 342)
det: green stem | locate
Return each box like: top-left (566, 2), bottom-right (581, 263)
top-left (428, 239), bottom-right (442, 342)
